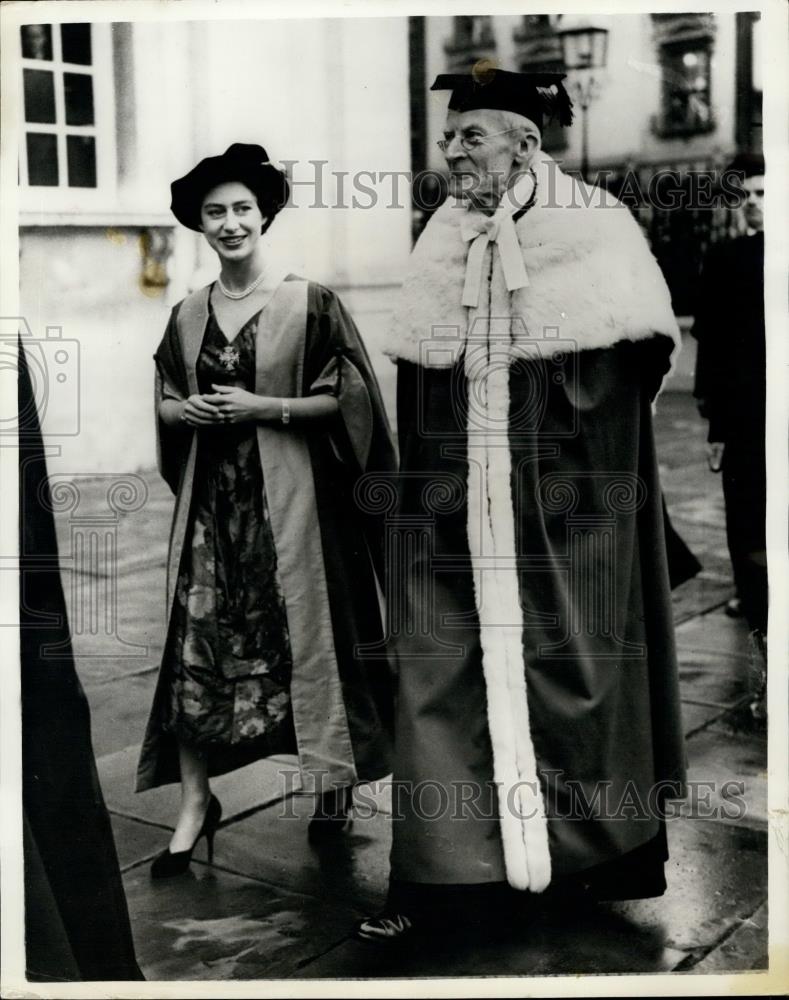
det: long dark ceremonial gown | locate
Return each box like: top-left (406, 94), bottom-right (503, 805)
top-left (386, 150), bottom-right (687, 896)
top-left (390, 340), bottom-right (684, 893)
top-left (137, 276), bottom-right (396, 793)
top-left (19, 340), bottom-right (143, 981)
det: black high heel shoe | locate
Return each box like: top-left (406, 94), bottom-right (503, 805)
top-left (151, 795), bottom-right (222, 879)
top-left (307, 786), bottom-right (353, 842)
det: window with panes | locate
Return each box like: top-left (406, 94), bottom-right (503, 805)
top-left (19, 22), bottom-right (114, 198)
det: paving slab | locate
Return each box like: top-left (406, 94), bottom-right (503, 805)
top-left (672, 549), bottom-right (730, 584)
top-left (683, 728), bottom-right (767, 831)
top-left (671, 577), bottom-right (733, 623)
top-left (680, 701), bottom-right (726, 736)
top-left (677, 648), bottom-right (749, 709)
top-left (122, 862), bottom-right (360, 980)
top-left (71, 645), bottom-right (161, 685)
top-left (294, 903), bottom-right (688, 978)
top-left (99, 744), bottom-right (301, 827)
top-left (675, 610), bottom-right (751, 659)
top-left (52, 473), bottom-right (172, 578)
top-left (68, 572), bottom-right (166, 683)
top-left (111, 814), bottom-right (171, 873)
top-left (663, 488), bottom-right (726, 519)
top-left (707, 703), bottom-right (768, 740)
top-left (667, 518), bottom-right (727, 559)
top-left (55, 483), bottom-right (169, 680)
top-left (84, 672), bottom-right (159, 758)
top-left (294, 816), bottom-right (766, 979)
top-left (114, 568), bottom-right (168, 637)
top-left (614, 818), bottom-right (767, 955)
top-left (662, 457), bottom-right (722, 488)
top-left (689, 901), bottom-right (768, 973)
top-left (209, 792), bottom-right (390, 912)
top-left (662, 456), bottom-right (715, 483)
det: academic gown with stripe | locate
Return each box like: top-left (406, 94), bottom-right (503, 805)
top-left (136, 276), bottom-right (396, 794)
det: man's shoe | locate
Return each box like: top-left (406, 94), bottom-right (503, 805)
top-left (354, 912), bottom-right (414, 943)
top-left (725, 597), bottom-right (743, 618)
top-left (308, 786), bottom-right (353, 842)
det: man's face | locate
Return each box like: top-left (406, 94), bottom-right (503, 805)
top-left (742, 174), bottom-right (765, 232)
top-left (441, 109), bottom-right (533, 206)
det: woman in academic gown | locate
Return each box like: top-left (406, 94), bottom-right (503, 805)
top-left (136, 143), bottom-right (396, 876)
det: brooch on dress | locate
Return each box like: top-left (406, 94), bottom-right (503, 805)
top-left (218, 345), bottom-right (240, 372)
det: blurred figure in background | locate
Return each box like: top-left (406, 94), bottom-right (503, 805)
top-left (692, 152), bottom-right (767, 717)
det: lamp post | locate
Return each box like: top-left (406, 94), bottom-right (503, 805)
top-left (557, 16), bottom-right (610, 183)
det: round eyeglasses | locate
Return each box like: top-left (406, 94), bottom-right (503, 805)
top-left (436, 126), bottom-right (524, 153)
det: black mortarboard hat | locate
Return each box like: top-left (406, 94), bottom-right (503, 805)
top-left (170, 143), bottom-right (290, 231)
top-left (431, 68), bottom-right (574, 130)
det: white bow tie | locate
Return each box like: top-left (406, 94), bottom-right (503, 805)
top-left (459, 171), bottom-right (535, 309)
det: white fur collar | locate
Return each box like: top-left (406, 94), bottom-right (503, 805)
top-left (387, 151), bottom-right (681, 374)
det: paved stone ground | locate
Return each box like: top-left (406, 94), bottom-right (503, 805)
top-left (55, 391), bottom-right (768, 982)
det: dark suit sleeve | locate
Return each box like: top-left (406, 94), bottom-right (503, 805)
top-left (691, 247), bottom-right (726, 442)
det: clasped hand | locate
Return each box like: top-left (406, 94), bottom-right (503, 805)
top-left (182, 384), bottom-right (271, 426)
top-left (706, 442), bottom-right (725, 473)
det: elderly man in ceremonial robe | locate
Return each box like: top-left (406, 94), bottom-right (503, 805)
top-left (357, 68), bottom-right (687, 942)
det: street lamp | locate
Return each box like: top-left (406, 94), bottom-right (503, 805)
top-left (557, 15), bottom-right (610, 183)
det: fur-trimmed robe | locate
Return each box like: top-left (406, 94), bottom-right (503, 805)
top-left (387, 151), bottom-right (687, 894)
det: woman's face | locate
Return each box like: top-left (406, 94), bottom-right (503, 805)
top-left (199, 181), bottom-right (265, 262)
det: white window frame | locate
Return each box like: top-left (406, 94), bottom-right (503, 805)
top-left (19, 21), bottom-right (117, 214)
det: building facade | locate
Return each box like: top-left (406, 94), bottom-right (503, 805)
top-left (413, 12), bottom-right (763, 315)
top-left (16, 15), bottom-right (411, 474)
top-left (14, 12), bottom-right (761, 473)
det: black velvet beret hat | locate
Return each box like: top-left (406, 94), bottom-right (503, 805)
top-left (170, 143), bottom-right (290, 231)
top-left (431, 68), bottom-right (574, 130)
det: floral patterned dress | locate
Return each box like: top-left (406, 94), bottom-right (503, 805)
top-left (163, 305), bottom-right (296, 754)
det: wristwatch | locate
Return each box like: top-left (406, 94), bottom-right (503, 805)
top-left (281, 400), bottom-right (290, 426)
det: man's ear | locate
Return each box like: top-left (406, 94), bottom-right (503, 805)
top-left (513, 131), bottom-right (540, 166)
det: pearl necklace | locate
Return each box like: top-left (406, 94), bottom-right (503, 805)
top-left (217, 269), bottom-right (266, 300)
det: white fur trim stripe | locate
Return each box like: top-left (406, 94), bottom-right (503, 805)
top-left (465, 297), bottom-right (552, 892)
top-left (387, 150), bottom-right (681, 392)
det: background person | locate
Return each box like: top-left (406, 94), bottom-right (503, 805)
top-left (692, 151), bottom-right (767, 713)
